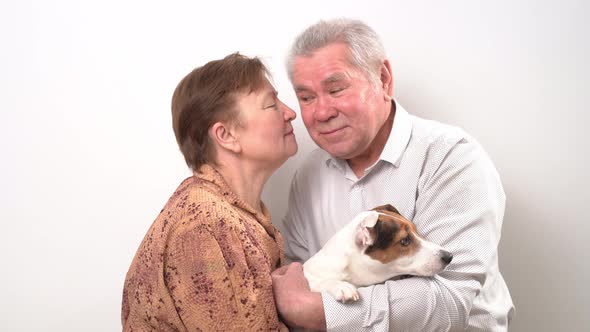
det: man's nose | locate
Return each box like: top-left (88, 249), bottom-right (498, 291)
top-left (313, 96), bottom-right (337, 122)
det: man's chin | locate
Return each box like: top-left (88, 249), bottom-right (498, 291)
top-left (326, 147), bottom-right (356, 160)
top-left (311, 137), bottom-right (355, 159)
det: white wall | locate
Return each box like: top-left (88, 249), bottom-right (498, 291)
top-left (1, 0), bottom-right (588, 331)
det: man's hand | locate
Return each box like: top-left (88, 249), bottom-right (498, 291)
top-left (271, 262), bottom-right (327, 331)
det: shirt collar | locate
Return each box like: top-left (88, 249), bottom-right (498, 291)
top-left (380, 100), bottom-right (412, 167)
top-left (324, 100), bottom-right (413, 170)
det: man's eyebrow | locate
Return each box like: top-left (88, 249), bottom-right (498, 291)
top-left (293, 73), bottom-right (348, 93)
top-left (294, 85), bottom-right (309, 93)
top-left (322, 73), bottom-right (347, 84)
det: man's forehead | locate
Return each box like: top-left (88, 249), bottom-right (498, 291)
top-left (323, 72), bottom-right (348, 83)
top-left (293, 70), bottom-right (351, 92)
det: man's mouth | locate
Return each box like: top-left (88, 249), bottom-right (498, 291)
top-left (320, 127), bottom-right (345, 136)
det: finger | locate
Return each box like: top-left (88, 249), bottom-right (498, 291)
top-left (272, 265), bottom-right (289, 277)
top-left (288, 261), bottom-right (303, 272)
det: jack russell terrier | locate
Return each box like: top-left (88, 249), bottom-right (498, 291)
top-left (303, 204), bottom-right (453, 302)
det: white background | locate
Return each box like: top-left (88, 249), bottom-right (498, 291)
top-left (1, 0), bottom-right (588, 331)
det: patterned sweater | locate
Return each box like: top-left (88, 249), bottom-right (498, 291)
top-left (122, 165), bottom-right (288, 331)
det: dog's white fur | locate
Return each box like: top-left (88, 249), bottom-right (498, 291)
top-left (303, 209), bottom-right (452, 302)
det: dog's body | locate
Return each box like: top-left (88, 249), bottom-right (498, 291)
top-left (303, 204), bottom-right (453, 302)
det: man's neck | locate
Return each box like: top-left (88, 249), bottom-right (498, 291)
top-left (347, 104), bottom-right (396, 178)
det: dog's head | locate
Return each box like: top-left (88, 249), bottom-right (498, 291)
top-left (354, 204), bottom-right (453, 278)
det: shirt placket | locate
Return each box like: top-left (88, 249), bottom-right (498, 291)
top-left (348, 181), bottom-right (365, 216)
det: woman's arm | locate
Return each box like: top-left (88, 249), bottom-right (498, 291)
top-left (166, 224), bottom-right (281, 331)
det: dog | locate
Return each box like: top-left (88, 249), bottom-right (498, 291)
top-left (303, 204), bottom-right (453, 302)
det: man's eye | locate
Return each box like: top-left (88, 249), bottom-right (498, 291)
top-left (299, 95), bottom-right (314, 103)
top-left (400, 236), bottom-right (411, 247)
top-left (265, 104), bottom-right (277, 109)
top-left (329, 88), bottom-right (344, 94)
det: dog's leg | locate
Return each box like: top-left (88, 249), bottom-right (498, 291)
top-left (316, 279), bottom-right (360, 303)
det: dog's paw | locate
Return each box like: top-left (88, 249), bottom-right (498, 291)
top-left (326, 281), bottom-right (360, 303)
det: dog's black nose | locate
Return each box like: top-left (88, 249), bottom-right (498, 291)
top-left (440, 251), bottom-right (453, 265)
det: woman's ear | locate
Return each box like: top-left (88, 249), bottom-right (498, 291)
top-left (209, 121), bottom-right (241, 154)
top-left (380, 59), bottom-right (394, 101)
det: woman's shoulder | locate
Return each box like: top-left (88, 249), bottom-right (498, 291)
top-left (162, 177), bottom-right (242, 231)
top-left (165, 175), bottom-right (231, 206)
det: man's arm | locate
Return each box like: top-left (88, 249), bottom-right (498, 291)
top-left (274, 168), bottom-right (328, 330)
top-left (282, 170), bottom-right (311, 262)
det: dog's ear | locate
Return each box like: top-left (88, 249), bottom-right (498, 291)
top-left (354, 211), bottom-right (379, 248)
top-left (372, 204), bottom-right (400, 215)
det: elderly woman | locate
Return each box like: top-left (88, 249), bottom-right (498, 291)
top-left (122, 53), bottom-right (297, 331)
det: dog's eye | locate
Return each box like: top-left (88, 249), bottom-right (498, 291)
top-left (400, 236), bottom-right (411, 247)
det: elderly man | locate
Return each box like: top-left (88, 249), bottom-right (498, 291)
top-left (272, 18), bottom-right (514, 332)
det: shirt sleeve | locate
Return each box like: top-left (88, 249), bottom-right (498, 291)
top-left (322, 138), bottom-right (505, 331)
top-left (282, 170), bottom-right (311, 263)
top-left (165, 224), bottom-right (267, 331)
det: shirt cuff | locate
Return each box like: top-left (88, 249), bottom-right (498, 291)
top-left (321, 287), bottom-right (389, 331)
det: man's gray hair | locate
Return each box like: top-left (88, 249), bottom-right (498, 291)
top-left (286, 18), bottom-right (387, 85)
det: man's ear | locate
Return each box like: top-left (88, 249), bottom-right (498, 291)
top-left (380, 59), bottom-right (394, 101)
top-left (354, 211), bottom-right (379, 249)
top-left (209, 121), bottom-right (241, 154)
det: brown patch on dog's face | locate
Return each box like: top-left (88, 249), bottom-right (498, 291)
top-left (364, 209), bottom-right (421, 264)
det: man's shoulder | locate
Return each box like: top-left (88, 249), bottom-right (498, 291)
top-left (410, 114), bottom-right (475, 149)
top-left (408, 114), bottom-right (499, 181)
top-left (296, 147), bottom-right (330, 175)
top-left (287, 148), bottom-right (334, 197)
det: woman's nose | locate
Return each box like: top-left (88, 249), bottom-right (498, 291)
top-left (280, 100), bottom-right (297, 121)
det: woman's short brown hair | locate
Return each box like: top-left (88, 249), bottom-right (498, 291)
top-left (171, 53), bottom-right (269, 171)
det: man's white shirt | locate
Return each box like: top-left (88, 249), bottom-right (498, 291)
top-left (283, 101), bottom-right (514, 331)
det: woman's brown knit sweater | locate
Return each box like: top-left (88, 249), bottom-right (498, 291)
top-left (122, 165), bottom-right (288, 331)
